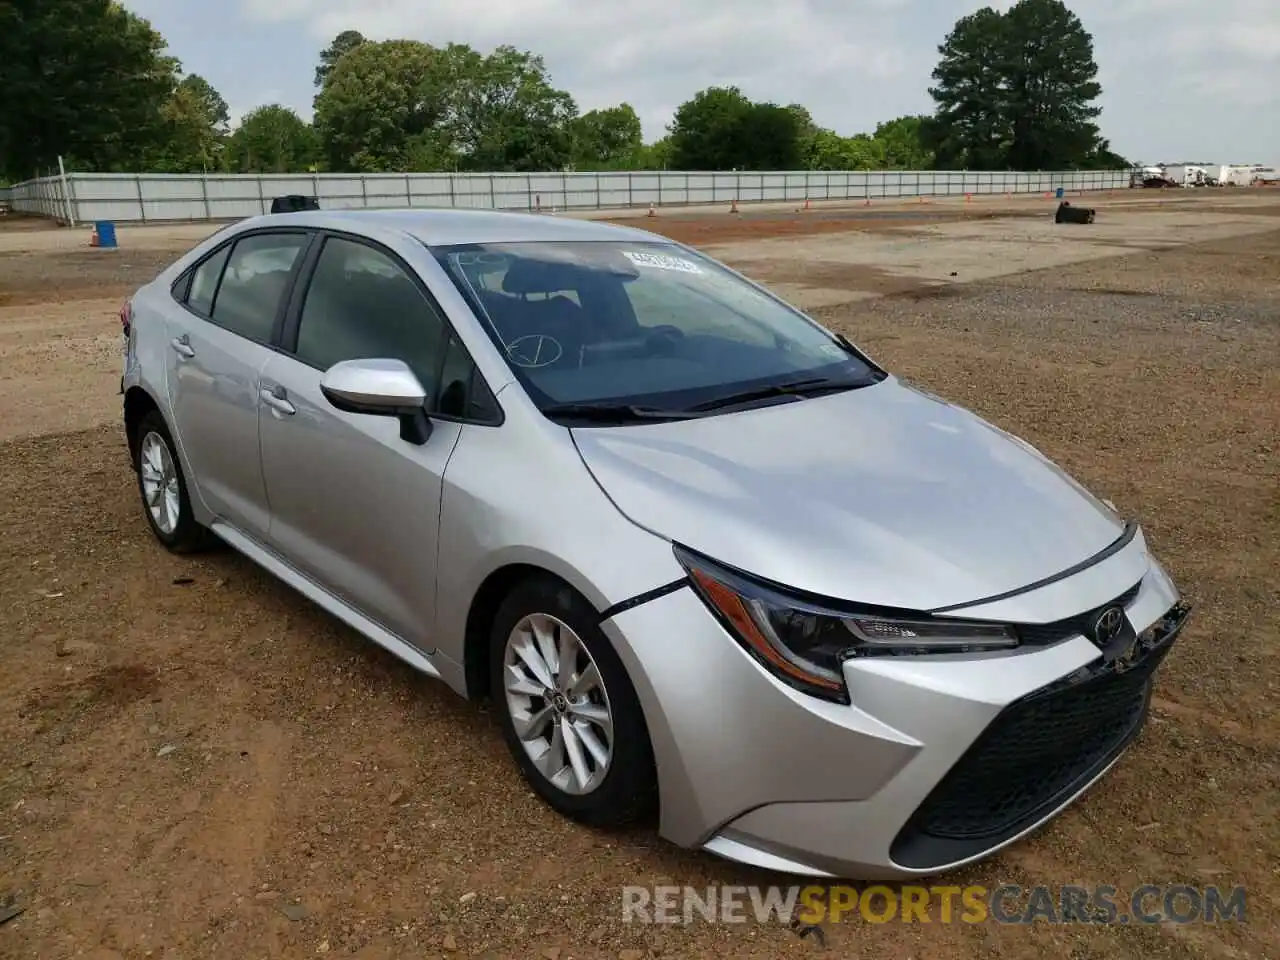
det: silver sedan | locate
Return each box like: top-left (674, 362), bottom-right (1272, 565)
top-left (120, 208), bottom-right (1189, 879)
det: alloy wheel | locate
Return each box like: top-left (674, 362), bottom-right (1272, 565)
top-left (139, 431), bottom-right (181, 535)
top-left (502, 613), bottom-right (614, 795)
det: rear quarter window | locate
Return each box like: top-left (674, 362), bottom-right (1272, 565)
top-left (187, 245), bottom-right (231, 316)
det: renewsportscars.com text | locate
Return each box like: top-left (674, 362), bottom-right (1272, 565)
top-left (621, 884), bottom-right (1247, 925)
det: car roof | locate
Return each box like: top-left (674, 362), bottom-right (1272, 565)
top-left (237, 207), bottom-right (671, 247)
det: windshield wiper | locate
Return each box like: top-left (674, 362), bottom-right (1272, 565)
top-left (541, 402), bottom-right (699, 423)
top-left (686, 376), bottom-right (863, 413)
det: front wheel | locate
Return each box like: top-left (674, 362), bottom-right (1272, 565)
top-left (133, 411), bottom-right (213, 553)
top-left (490, 577), bottom-right (657, 827)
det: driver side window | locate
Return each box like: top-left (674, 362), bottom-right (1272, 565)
top-left (295, 237), bottom-right (447, 395)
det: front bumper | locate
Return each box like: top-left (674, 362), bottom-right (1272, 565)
top-left (601, 559), bottom-right (1185, 880)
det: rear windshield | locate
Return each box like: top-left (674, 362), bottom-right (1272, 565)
top-left (430, 240), bottom-right (877, 411)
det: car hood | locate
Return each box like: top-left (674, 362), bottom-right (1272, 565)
top-left (571, 376), bottom-right (1126, 612)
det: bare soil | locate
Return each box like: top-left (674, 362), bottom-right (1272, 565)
top-left (608, 203), bottom-right (1056, 245)
top-left (1, 198), bottom-right (1277, 959)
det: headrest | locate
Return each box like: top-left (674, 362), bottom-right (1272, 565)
top-left (500, 257), bottom-right (582, 296)
top-left (499, 249), bottom-right (640, 295)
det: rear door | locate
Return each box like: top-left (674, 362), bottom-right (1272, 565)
top-left (166, 229), bottom-right (312, 539)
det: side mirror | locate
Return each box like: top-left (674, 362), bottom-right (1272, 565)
top-left (320, 358), bottom-right (432, 445)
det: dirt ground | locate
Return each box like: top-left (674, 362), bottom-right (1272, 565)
top-left (1, 193), bottom-right (1277, 959)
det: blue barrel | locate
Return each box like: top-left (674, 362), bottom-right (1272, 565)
top-left (95, 221), bottom-right (118, 248)
top-left (1055, 187), bottom-right (1065, 199)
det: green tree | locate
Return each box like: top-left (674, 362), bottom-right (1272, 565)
top-left (146, 79), bottom-right (221, 172)
top-left (571, 104), bottom-right (643, 169)
top-left (0, 0), bottom-right (176, 179)
top-left (802, 130), bottom-right (884, 171)
top-left (144, 74), bottom-right (231, 172)
top-left (872, 116), bottom-right (934, 169)
top-left (447, 45), bottom-right (577, 172)
top-left (315, 30), bottom-right (366, 88)
top-left (313, 39), bottom-right (451, 171)
top-left (226, 105), bottom-right (319, 173)
top-left (668, 87), bottom-right (802, 170)
top-left (927, 0), bottom-right (1108, 170)
top-left (179, 74), bottom-right (230, 133)
top-left (1081, 141), bottom-right (1129, 169)
top-left (668, 86), bottom-right (754, 169)
top-left (925, 7), bottom-right (1011, 169)
top-left (734, 103), bottom-right (802, 169)
top-left (787, 103), bottom-right (821, 168)
top-left (636, 136), bottom-right (673, 170)
top-left (786, 104), bottom-right (819, 142)
top-left (1002, 0), bottom-right (1103, 169)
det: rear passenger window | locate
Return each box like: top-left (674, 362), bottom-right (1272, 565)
top-left (296, 237), bottom-right (446, 392)
top-left (187, 245), bottom-right (230, 316)
top-left (210, 233), bottom-right (308, 343)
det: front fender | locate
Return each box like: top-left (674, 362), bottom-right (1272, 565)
top-left (431, 415), bottom-right (687, 696)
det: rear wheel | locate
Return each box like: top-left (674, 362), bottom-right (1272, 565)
top-left (133, 411), bottom-right (213, 553)
top-left (490, 577), bottom-right (657, 827)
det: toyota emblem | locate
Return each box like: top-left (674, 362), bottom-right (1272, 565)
top-left (1092, 606), bottom-right (1126, 647)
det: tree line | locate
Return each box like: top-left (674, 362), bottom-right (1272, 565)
top-left (0, 0), bottom-right (1127, 183)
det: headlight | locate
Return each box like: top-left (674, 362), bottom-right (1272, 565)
top-left (675, 546), bottom-right (1019, 704)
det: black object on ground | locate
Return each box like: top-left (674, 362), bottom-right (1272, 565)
top-left (1055, 201), bottom-right (1095, 224)
top-left (270, 195), bottom-right (320, 214)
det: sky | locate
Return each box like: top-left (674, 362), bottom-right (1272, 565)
top-left (122, 0), bottom-right (1280, 165)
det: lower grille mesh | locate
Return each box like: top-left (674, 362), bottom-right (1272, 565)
top-left (913, 651), bottom-right (1164, 840)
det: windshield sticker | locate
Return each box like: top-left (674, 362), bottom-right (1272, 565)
top-left (623, 251), bottom-right (704, 274)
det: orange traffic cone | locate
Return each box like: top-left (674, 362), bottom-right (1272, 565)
top-left (803, 198), bottom-right (811, 211)
top-left (730, 198), bottom-right (739, 214)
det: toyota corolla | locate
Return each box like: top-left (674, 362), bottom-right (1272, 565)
top-left (120, 208), bottom-right (1189, 879)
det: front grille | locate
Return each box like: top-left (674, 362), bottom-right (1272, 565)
top-left (1014, 580), bottom-right (1142, 646)
top-left (891, 602), bottom-right (1189, 870)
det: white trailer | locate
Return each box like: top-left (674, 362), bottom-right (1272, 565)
top-left (1217, 165), bottom-right (1256, 186)
top-left (1162, 165), bottom-right (1215, 186)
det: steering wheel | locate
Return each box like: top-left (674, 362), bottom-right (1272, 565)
top-left (506, 333), bottom-right (564, 369)
top-left (645, 325), bottom-right (686, 356)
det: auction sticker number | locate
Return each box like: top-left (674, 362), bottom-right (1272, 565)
top-left (624, 251), bottom-right (703, 274)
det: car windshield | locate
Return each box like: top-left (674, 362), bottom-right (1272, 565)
top-left (430, 240), bottom-right (881, 419)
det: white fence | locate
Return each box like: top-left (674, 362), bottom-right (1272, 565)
top-left (8, 168), bottom-right (1132, 224)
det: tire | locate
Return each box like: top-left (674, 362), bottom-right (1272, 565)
top-left (490, 576), bottom-right (658, 827)
top-left (133, 410), bottom-right (213, 553)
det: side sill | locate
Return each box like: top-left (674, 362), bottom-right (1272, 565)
top-left (210, 520), bottom-right (442, 681)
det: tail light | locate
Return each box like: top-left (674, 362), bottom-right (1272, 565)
top-left (120, 299), bottom-right (133, 336)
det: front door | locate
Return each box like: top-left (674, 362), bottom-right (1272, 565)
top-left (166, 230), bottom-right (311, 540)
top-left (257, 234), bottom-right (464, 651)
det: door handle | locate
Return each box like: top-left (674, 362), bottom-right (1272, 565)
top-left (170, 336), bottom-right (195, 359)
top-left (260, 387), bottom-right (296, 416)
